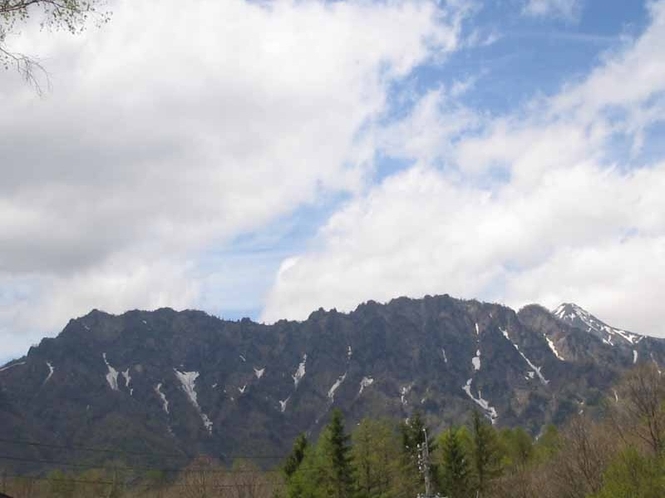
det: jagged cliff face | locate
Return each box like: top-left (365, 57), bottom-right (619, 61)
top-left (1, 295), bottom-right (664, 471)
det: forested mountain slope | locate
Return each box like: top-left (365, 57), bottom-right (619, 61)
top-left (1, 294), bottom-right (663, 472)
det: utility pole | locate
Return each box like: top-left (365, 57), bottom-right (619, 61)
top-left (418, 427), bottom-right (443, 498)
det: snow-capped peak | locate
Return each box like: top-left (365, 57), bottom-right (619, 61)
top-left (552, 303), bottom-right (642, 346)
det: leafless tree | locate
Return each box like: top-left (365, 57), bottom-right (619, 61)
top-left (547, 415), bottom-right (617, 498)
top-left (611, 363), bottom-right (665, 456)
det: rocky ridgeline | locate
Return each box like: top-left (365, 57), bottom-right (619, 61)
top-left (1, 294), bottom-right (664, 471)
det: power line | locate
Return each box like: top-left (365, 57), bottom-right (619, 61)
top-left (0, 472), bottom-right (285, 489)
top-left (0, 437), bottom-right (185, 458)
top-left (0, 454), bottom-right (284, 474)
top-left (0, 436), bottom-right (284, 460)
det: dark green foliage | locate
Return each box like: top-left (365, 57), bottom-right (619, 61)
top-left (284, 434), bottom-right (308, 479)
top-left (287, 410), bottom-right (354, 498)
top-left (325, 410), bottom-right (355, 498)
top-left (439, 427), bottom-right (471, 498)
top-left (470, 410), bottom-right (503, 496)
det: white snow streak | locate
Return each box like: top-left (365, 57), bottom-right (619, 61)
top-left (328, 373), bottom-right (347, 401)
top-left (238, 384), bottom-right (247, 394)
top-left (292, 354), bottom-right (307, 388)
top-left (174, 369), bottom-right (213, 434)
top-left (122, 368), bottom-right (133, 395)
top-left (200, 413), bottom-right (212, 432)
top-left (472, 349), bottom-right (481, 371)
top-left (651, 354), bottom-right (662, 375)
top-left (546, 336), bottom-right (565, 361)
top-left (500, 329), bottom-right (549, 385)
top-left (347, 346), bottom-right (352, 360)
top-left (633, 350), bottom-right (638, 364)
top-left (43, 362), bottom-right (55, 385)
top-left (279, 397), bottom-right (290, 413)
top-left (462, 378), bottom-right (498, 424)
top-left (613, 389), bottom-right (619, 403)
top-left (400, 385), bottom-right (412, 406)
top-left (441, 348), bottom-right (448, 364)
top-left (102, 353), bottom-right (119, 391)
top-left (475, 323), bottom-right (480, 335)
top-left (155, 383), bottom-right (169, 413)
top-left (254, 367), bottom-right (265, 379)
top-left (0, 361), bottom-right (26, 373)
top-left (358, 376), bottom-right (374, 396)
top-left (239, 354), bottom-right (246, 362)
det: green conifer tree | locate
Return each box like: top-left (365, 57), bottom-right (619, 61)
top-left (470, 410), bottom-right (503, 496)
top-left (284, 434), bottom-right (309, 479)
top-left (440, 427), bottom-right (471, 498)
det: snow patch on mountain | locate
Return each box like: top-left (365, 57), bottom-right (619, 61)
top-left (292, 354), bottom-right (307, 388)
top-left (155, 383), bottom-right (169, 413)
top-left (400, 384), bottom-right (412, 406)
top-left (553, 303), bottom-right (642, 345)
top-left (545, 336), bottom-right (565, 361)
top-left (254, 367), bottom-right (265, 379)
top-left (462, 378), bottom-right (498, 424)
top-left (279, 396), bottom-right (289, 413)
top-left (122, 368), bottom-right (133, 395)
top-left (633, 350), bottom-right (638, 364)
top-left (43, 361), bottom-right (55, 385)
top-left (651, 353), bottom-right (661, 375)
top-left (174, 369), bottom-right (213, 434)
top-left (500, 329), bottom-right (549, 385)
top-left (328, 373), bottom-right (347, 401)
top-left (472, 350), bottom-right (481, 371)
top-left (102, 353), bottom-right (119, 391)
top-left (0, 361), bottom-right (26, 373)
top-left (358, 376), bottom-right (374, 396)
top-left (441, 348), bottom-right (448, 364)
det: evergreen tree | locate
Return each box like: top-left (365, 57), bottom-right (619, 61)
top-left (470, 410), bottom-right (503, 496)
top-left (439, 427), bottom-right (471, 498)
top-left (324, 409), bottom-right (355, 498)
top-left (288, 409), bottom-right (354, 498)
top-left (285, 433), bottom-right (309, 479)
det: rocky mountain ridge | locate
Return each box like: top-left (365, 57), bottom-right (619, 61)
top-left (1, 294), bottom-right (663, 472)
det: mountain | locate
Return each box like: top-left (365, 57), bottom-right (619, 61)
top-left (1, 295), bottom-right (664, 473)
top-left (552, 303), bottom-right (643, 347)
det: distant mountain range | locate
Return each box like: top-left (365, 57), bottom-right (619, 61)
top-left (1, 294), bottom-right (663, 472)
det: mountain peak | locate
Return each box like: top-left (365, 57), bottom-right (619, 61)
top-left (552, 303), bottom-right (642, 346)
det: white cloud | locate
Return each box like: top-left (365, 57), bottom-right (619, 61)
top-left (0, 0), bottom-right (470, 359)
top-left (262, 1), bottom-right (665, 337)
top-left (522, 0), bottom-right (582, 21)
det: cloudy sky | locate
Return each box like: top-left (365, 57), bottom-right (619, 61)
top-left (1, 0), bottom-right (664, 362)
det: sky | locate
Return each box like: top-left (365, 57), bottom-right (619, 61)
top-left (1, 0), bottom-right (664, 362)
